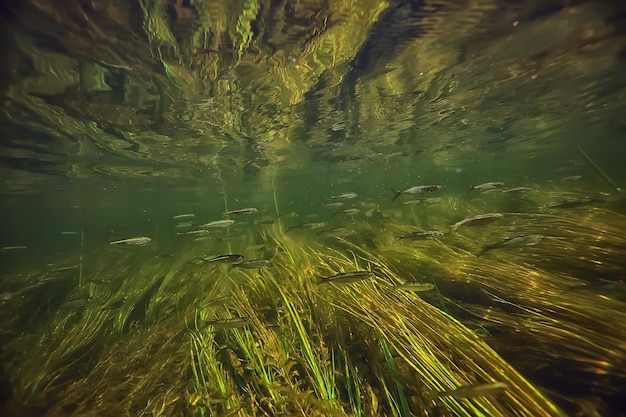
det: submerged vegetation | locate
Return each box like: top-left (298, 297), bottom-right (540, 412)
top-left (2, 177), bottom-right (625, 416)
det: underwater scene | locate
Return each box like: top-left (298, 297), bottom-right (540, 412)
top-left (1, 1), bottom-right (626, 416)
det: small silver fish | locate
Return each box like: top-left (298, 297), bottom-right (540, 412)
top-left (200, 219), bottom-right (235, 228)
top-left (397, 231), bottom-right (444, 241)
top-left (436, 382), bottom-right (510, 399)
top-left (203, 316), bottom-right (252, 329)
top-left (316, 228), bottom-right (356, 237)
top-left (567, 282), bottom-right (626, 295)
top-left (320, 271), bottom-right (375, 284)
top-left (1, 291), bottom-right (17, 301)
top-left (392, 185), bottom-right (442, 201)
top-left (54, 264), bottom-right (79, 271)
top-left (202, 254), bottom-right (244, 264)
top-left (402, 200), bottom-right (423, 205)
top-left (332, 208), bottom-right (360, 217)
top-left (468, 182), bottom-right (504, 193)
top-left (478, 235), bottom-right (545, 256)
top-left (279, 212), bottom-right (299, 218)
top-left (287, 222), bottom-right (327, 232)
top-left (0, 246), bottom-right (28, 251)
top-left (393, 283), bottom-right (435, 292)
top-left (173, 214), bottom-right (195, 220)
top-left (549, 198), bottom-right (599, 209)
top-left (58, 297), bottom-right (91, 309)
top-left (177, 229), bottom-right (211, 237)
top-left (451, 213), bottom-right (503, 232)
top-left (331, 192), bottom-right (358, 200)
top-left (36, 276), bottom-right (71, 284)
top-left (224, 207), bottom-right (258, 216)
top-left (247, 243), bottom-right (267, 250)
top-left (175, 221), bottom-right (193, 229)
top-left (323, 202), bottom-right (345, 209)
top-left (109, 237), bottom-right (152, 246)
top-left (502, 187), bottom-right (532, 194)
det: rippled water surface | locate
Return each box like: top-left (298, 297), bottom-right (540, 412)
top-left (1, 1), bottom-right (626, 416)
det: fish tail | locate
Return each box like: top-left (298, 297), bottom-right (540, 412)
top-left (476, 246), bottom-right (493, 257)
top-left (426, 389), bottom-right (442, 402)
top-left (391, 188), bottom-right (401, 201)
top-left (466, 186), bottom-right (475, 194)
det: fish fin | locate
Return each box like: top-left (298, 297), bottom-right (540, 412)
top-left (426, 389), bottom-right (442, 403)
top-left (391, 188), bottom-right (401, 201)
top-left (476, 246), bottom-right (492, 256)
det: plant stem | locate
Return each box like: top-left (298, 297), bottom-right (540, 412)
top-left (272, 169), bottom-right (282, 232)
top-left (578, 146), bottom-right (623, 193)
top-left (79, 224), bottom-right (84, 287)
top-left (154, 222), bottom-right (159, 254)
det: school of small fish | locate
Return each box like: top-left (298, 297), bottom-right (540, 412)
top-left (4, 175), bottom-right (606, 408)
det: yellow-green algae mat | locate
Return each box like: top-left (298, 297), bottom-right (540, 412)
top-left (0, 225), bottom-right (568, 417)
